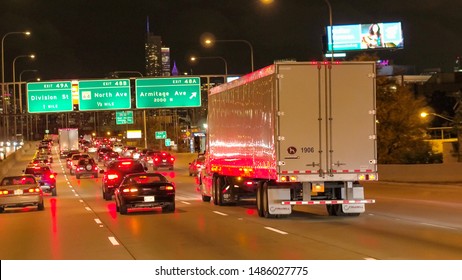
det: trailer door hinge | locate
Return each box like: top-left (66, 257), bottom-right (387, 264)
top-left (278, 136), bottom-right (285, 141)
top-left (369, 135), bottom-right (377, 140)
top-left (368, 110), bottom-right (376, 115)
top-left (368, 73), bottom-right (376, 78)
top-left (277, 111), bottom-right (285, 116)
top-left (277, 74), bottom-right (284, 79)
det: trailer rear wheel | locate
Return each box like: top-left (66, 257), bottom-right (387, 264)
top-left (256, 183), bottom-right (264, 217)
top-left (213, 176), bottom-right (225, 206)
top-left (262, 183), bottom-right (276, 218)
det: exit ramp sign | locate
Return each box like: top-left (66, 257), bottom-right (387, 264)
top-left (135, 77), bottom-right (201, 109)
top-left (27, 81), bottom-right (73, 113)
top-left (78, 79), bottom-right (131, 111)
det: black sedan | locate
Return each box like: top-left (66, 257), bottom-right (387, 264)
top-left (114, 173), bottom-right (175, 215)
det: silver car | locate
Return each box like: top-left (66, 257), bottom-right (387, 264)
top-left (0, 175), bottom-right (44, 213)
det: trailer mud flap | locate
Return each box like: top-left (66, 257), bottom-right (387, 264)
top-left (342, 204), bottom-right (365, 214)
top-left (268, 188), bottom-right (292, 215)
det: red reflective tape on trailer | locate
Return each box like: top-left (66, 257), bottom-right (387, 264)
top-left (281, 199), bottom-right (376, 205)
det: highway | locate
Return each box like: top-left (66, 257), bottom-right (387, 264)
top-left (1, 145), bottom-right (462, 260)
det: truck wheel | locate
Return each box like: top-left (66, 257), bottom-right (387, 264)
top-left (202, 194), bottom-right (211, 202)
top-left (262, 183), bottom-right (276, 218)
top-left (256, 183), bottom-right (264, 217)
top-left (51, 187), bottom-right (57, 197)
top-left (215, 176), bottom-right (225, 206)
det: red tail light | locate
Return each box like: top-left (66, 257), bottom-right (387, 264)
top-left (107, 173), bottom-right (119, 180)
top-left (0, 190), bottom-right (8, 195)
top-left (49, 174), bottom-right (55, 179)
top-left (28, 187), bottom-right (41, 193)
top-left (170, 157), bottom-right (175, 162)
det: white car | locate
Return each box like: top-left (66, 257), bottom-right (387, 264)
top-left (112, 143), bottom-right (124, 153)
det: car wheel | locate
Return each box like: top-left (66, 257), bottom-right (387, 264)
top-left (51, 187), bottom-right (57, 196)
top-left (163, 202), bottom-right (175, 212)
top-left (70, 169), bottom-right (74, 175)
top-left (94, 172), bottom-right (98, 178)
top-left (104, 191), bottom-right (112, 201)
top-left (37, 200), bottom-right (45, 211)
top-left (0, 207), bottom-right (4, 213)
top-left (76, 174), bottom-right (80, 179)
top-left (120, 203), bottom-right (128, 214)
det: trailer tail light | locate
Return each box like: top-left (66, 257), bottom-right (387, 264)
top-left (279, 176), bottom-right (298, 182)
top-left (358, 174), bottom-right (377, 181)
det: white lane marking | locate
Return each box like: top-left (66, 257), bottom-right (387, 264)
top-left (74, 194), bottom-right (79, 197)
top-left (213, 211), bottom-right (228, 216)
top-left (364, 258), bottom-right (377, 260)
top-left (264, 226), bottom-right (288, 235)
top-left (108, 236), bottom-right (119, 246)
top-left (79, 200), bottom-right (83, 203)
top-left (85, 207), bottom-right (91, 211)
top-left (420, 222), bottom-right (456, 230)
top-left (180, 201), bottom-right (191, 205)
top-left (94, 219), bottom-right (102, 224)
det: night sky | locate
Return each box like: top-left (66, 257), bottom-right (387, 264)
top-left (1, 0), bottom-right (460, 81)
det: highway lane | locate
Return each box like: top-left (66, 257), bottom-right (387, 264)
top-left (1, 145), bottom-right (462, 260)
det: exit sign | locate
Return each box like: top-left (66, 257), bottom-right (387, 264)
top-left (27, 81), bottom-right (73, 113)
top-left (78, 79), bottom-right (131, 111)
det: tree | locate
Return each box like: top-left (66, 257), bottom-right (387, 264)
top-left (352, 53), bottom-right (438, 163)
top-left (376, 78), bottom-right (437, 163)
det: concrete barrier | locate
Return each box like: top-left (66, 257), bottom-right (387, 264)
top-left (378, 163), bottom-right (462, 183)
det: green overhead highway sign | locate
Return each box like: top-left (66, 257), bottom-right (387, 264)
top-left (27, 81), bottom-right (73, 113)
top-left (78, 79), bottom-right (131, 111)
top-left (135, 77), bottom-right (201, 109)
top-left (155, 131), bottom-right (167, 139)
top-left (116, 111), bottom-right (134, 125)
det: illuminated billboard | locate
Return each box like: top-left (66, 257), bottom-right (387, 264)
top-left (326, 22), bottom-right (403, 52)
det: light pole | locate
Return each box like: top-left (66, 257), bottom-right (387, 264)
top-left (12, 54), bottom-right (35, 136)
top-left (323, 0), bottom-right (334, 62)
top-left (1, 31), bottom-right (31, 140)
top-left (203, 38), bottom-right (254, 72)
top-left (19, 69), bottom-right (39, 139)
top-left (190, 56), bottom-right (228, 79)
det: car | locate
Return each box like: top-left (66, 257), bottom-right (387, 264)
top-left (114, 173), bottom-right (175, 214)
top-left (139, 150), bottom-right (160, 168)
top-left (23, 164), bottom-right (58, 196)
top-left (152, 151), bottom-right (175, 170)
top-left (102, 151), bottom-right (120, 166)
top-left (188, 154), bottom-right (205, 176)
top-left (96, 147), bottom-right (112, 162)
top-left (74, 158), bottom-right (99, 179)
top-left (35, 150), bottom-right (53, 164)
top-left (65, 150), bottom-right (81, 165)
top-left (69, 153), bottom-right (91, 175)
top-left (0, 175), bottom-right (44, 213)
top-left (30, 156), bottom-right (51, 166)
top-left (121, 146), bottom-right (139, 159)
top-left (112, 143), bottom-right (124, 153)
top-left (100, 159), bottom-right (147, 201)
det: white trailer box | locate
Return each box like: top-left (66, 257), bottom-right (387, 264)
top-left (58, 128), bottom-right (79, 158)
top-left (200, 61), bottom-right (377, 218)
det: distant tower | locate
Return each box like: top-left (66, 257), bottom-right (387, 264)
top-left (171, 61), bottom-right (179, 76)
top-left (145, 16), bottom-right (163, 77)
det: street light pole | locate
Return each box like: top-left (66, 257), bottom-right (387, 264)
top-left (19, 70), bottom-right (39, 139)
top-left (190, 56), bottom-right (228, 79)
top-left (13, 55), bottom-right (35, 137)
top-left (1, 31), bottom-right (31, 140)
top-left (323, 0), bottom-right (334, 62)
top-left (204, 38), bottom-right (254, 72)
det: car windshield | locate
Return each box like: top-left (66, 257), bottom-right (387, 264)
top-left (25, 166), bottom-right (50, 175)
top-left (124, 174), bottom-right (168, 184)
top-left (109, 161), bottom-right (145, 174)
top-left (1, 176), bottom-right (36, 185)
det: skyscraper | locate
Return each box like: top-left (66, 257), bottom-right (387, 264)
top-left (145, 16), bottom-right (164, 77)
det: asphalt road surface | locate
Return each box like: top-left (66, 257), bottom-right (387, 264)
top-left (1, 145), bottom-right (461, 260)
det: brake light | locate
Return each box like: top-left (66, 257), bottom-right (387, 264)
top-left (170, 157), bottom-right (175, 162)
top-left (0, 190), bottom-right (8, 195)
top-left (107, 173), bottom-right (119, 180)
top-left (154, 157), bottom-right (160, 162)
top-left (121, 161), bottom-right (132, 166)
top-left (28, 187), bottom-right (41, 193)
top-left (122, 188), bottom-right (138, 193)
top-left (49, 174), bottom-right (55, 179)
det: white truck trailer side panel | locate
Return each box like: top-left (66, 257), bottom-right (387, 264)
top-left (208, 71), bottom-right (277, 179)
top-left (276, 62), bottom-right (377, 181)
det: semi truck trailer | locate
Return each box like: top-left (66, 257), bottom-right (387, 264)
top-left (58, 128), bottom-right (79, 158)
top-left (199, 61), bottom-right (377, 218)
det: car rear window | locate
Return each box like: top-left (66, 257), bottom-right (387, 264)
top-left (109, 161), bottom-right (145, 174)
